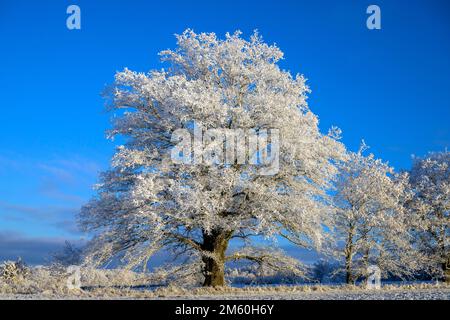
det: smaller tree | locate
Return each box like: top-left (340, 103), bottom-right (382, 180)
top-left (332, 143), bottom-right (420, 284)
top-left (310, 259), bottom-right (343, 283)
top-left (409, 151), bottom-right (449, 282)
top-left (52, 241), bottom-right (83, 267)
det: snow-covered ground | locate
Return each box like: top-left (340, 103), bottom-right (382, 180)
top-left (1, 287), bottom-right (449, 300)
top-left (188, 288), bottom-right (450, 300)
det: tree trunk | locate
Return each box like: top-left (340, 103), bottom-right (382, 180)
top-left (362, 246), bottom-right (370, 284)
top-left (437, 221), bottom-right (449, 283)
top-left (345, 251), bottom-right (353, 284)
top-left (201, 228), bottom-right (233, 287)
top-left (443, 256), bottom-right (450, 283)
top-left (344, 225), bottom-right (355, 284)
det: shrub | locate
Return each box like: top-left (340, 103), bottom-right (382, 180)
top-left (0, 259), bottom-right (30, 283)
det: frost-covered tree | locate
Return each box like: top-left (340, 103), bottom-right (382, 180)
top-left (52, 241), bottom-right (83, 267)
top-left (409, 151), bottom-right (449, 282)
top-left (80, 30), bottom-right (345, 287)
top-left (332, 143), bottom-right (420, 284)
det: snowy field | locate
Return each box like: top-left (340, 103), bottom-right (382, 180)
top-left (195, 288), bottom-right (450, 300)
top-left (1, 262), bottom-right (449, 300)
top-left (1, 286), bottom-right (449, 300)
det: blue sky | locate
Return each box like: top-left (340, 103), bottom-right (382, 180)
top-left (0, 0), bottom-right (449, 264)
